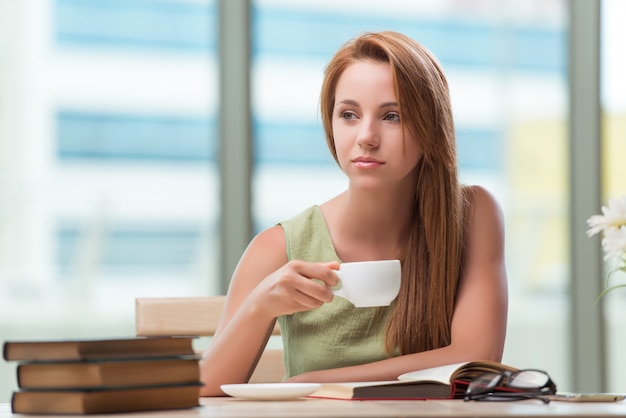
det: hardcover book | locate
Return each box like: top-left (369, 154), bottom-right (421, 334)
top-left (16, 356), bottom-right (200, 389)
top-left (11, 384), bottom-right (201, 414)
top-left (309, 360), bottom-right (519, 400)
top-left (3, 337), bottom-right (196, 362)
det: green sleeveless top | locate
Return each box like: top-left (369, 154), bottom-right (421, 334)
top-left (277, 205), bottom-right (395, 378)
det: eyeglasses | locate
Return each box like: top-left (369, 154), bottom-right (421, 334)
top-left (464, 369), bottom-right (557, 404)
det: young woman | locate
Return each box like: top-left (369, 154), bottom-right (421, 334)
top-left (199, 31), bottom-right (508, 396)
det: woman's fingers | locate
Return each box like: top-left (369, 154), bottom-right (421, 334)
top-left (255, 260), bottom-right (340, 315)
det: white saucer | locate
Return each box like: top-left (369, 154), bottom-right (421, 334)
top-left (221, 383), bottom-right (321, 401)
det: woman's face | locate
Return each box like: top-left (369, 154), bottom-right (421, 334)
top-left (332, 60), bottom-right (422, 192)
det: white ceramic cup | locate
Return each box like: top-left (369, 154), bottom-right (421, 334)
top-left (332, 260), bottom-right (401, 307)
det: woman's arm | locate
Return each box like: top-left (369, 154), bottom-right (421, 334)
top-left (287, 186), bottom-right (508, 383)
top-left (199, 225), bottom-right (339, 396)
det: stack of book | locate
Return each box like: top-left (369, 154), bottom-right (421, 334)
top-left (3, 337), bottom-right (202, 414)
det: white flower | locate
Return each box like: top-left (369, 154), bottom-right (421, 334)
top-left (586, 196), bottom-right (626, 238)
top-left (587, 195), bottom-right (626, 300)
top-left (601, 226), bottom-right (626, 262)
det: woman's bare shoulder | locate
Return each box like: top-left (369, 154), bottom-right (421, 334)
top-left (235, 225), bottom-right (288, 281)
top-left (463, 184), bottom-right (503, 220)
top-left (463, 184), bottom-right (498, 202)
top-left (249, 224), bottom-right (287, 253)
top-left (462, 184), bottom-right (505, 260)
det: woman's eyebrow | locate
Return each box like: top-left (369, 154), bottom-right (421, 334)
top-left (336, 100), bottom-right (399, 108)
top-left (336, 99), bottom-right (359, 107)
top-left (380, 102), bottom-right (398, 109)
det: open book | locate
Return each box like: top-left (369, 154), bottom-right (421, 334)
top-left (309, 360), bottom-right (518, 400)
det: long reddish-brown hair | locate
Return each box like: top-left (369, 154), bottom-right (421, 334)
top-left (320, 31), bottom-right (469, 355)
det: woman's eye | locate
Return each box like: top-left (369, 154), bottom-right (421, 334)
top-left (340, 111), bottom-right (357, 120)
top-left (384, 113), bottom-right (400, 122)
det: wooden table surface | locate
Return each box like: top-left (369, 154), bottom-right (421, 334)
top-left (2, 396), bottom-right (626, 417)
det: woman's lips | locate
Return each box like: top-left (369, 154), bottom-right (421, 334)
top-left (353, 157), bottom-right (384, 168)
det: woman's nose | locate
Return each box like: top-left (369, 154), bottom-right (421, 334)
top-left (355, 119), bottom-right (379, 148)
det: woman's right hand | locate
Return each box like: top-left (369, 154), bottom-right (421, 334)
top-left (221, 224), bottom-right (341, 327)
top-left (246, 259), bottom-right (340, 320)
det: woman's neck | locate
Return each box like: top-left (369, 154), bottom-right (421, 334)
top-left (320, 190), bottom-right (414, 262)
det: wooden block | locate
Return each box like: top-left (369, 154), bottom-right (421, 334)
top-left (135, 297), bottom-right (280, 337)
top-left (136, 297), bottom-right (225, 337)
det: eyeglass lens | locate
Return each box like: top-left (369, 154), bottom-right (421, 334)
top-left (467, 372), bottom-right (503, 395)
top-left (465, 369), bottom-right (555, 402)
top-left (508, 370), bottom-right (550, 389)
